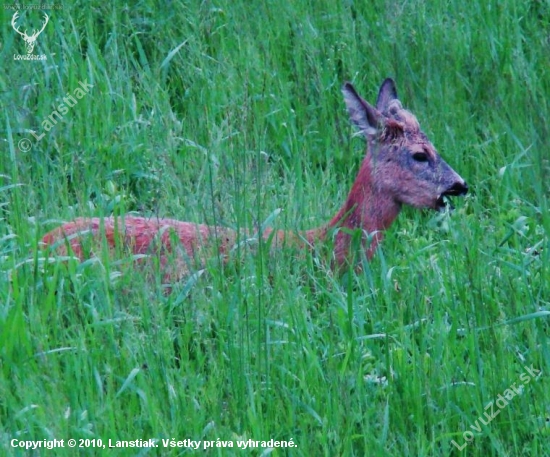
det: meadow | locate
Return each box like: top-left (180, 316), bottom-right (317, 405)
top-left (1, 0), bottom-right (549, 455)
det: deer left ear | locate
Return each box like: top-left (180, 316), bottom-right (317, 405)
top-left (342, 82), bottom-right (380, 137)
top-left (376, 78), bottom-right (398, 111)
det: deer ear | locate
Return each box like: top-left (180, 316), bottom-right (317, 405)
top-left (342, 82), bottom-right (380, 137)
top-left (376, 78), bottom-right (398, 111)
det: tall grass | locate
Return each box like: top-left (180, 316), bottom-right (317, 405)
top-left (1, 0), bottom-right (548, 455)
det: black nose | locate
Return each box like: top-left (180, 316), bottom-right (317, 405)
top-left (443, 181), bottom-right (468, 197)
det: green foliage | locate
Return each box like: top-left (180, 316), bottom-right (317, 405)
top-left (1, 0), bottom-right (548, 455)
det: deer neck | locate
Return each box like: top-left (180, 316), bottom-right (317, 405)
top-left (263, 153), bottom-right (401, 263)
top-left (330, 155), bottom-right (401, 231)
top-left (323, 153), bottom-right (401, 262)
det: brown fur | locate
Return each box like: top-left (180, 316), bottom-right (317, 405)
top-left (42, 79), bottom-right (467, 282)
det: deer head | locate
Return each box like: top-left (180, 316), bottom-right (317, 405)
top-left (11, 11), bottom-right (49, 55)
top-left (342, 79), bottom-right (468, 213)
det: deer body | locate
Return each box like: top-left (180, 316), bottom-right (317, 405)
top-left (42, 79), bottom-right (467, 282)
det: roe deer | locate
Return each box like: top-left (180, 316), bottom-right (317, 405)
top-left (42, 78), bottom-right (468, 282)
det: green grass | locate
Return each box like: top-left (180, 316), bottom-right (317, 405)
top-left (1, 0), bottom-right (549, 455)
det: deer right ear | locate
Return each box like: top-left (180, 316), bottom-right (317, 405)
top-left (342, 82), bottom-right (380, 137)
top-left (376, 78), bottom-right (398, 111)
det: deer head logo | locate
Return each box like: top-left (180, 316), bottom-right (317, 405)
top-left (11, 11), bottom-right (49, 55)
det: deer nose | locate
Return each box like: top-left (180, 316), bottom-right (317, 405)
top-left (443, 181), bottom-right (468, 197)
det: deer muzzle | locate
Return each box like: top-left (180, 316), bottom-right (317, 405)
top-left (436, 180), bottom-right (468, 211)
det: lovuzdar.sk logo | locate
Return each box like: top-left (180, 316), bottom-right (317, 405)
top-left (11, 11), bottom-right (49, 61)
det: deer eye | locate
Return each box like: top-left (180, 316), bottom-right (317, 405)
top-left (412, 152), bottom-right (429, 162)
